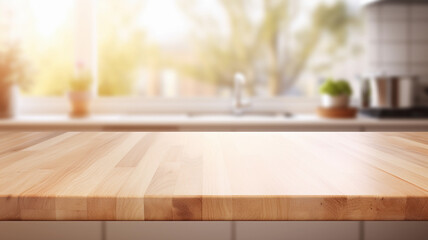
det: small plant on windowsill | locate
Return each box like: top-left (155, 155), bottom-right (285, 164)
top-left (68, 62), bottom-right (93, 118)
top-left (319, 78), bottom-right (352, 108)
top-left (0, 44), bottom-right (31, 118)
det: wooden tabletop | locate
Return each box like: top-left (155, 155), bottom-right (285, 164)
top-left (0, 132), bottom-right (427, 221)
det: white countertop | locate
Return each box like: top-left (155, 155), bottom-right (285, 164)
top-left (0, 114), bottom-right (427, 131)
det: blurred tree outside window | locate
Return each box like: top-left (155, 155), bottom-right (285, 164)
top-left (1, 0), bottom-right (363, 98)
top-left (97, 0), bottom-right (363, 98)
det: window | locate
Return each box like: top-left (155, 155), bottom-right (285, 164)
top-left (3, 0), bottom-right (363, 99)
top-left (1, 0), bottom-right (75, 96)
top-left (98, 0), bottom-right (364, 98)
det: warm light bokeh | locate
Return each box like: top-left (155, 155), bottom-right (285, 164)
top-left (1, 0), bottom-right (363, 98)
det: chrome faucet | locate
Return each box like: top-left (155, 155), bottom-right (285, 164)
top-left (233, 73), bottom-right (250, 115)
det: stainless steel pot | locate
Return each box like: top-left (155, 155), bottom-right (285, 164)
top-left (369, 75), bottom-right (416, 109)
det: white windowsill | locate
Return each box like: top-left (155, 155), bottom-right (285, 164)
top-left (1, 113), bottom-right (428, 132)
top-left (5, 96), bottom-right (427, 131)
top-left (16, 96), bottom-right (322, 115)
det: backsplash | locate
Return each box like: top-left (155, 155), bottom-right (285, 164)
top-left (364, 2), bottom-right (428, 106)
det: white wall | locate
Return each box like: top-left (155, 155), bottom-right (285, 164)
top-left (364, 2), bottom-right (428, 106)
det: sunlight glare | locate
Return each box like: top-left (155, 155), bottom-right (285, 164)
top-left (139, 0), bottom-right (190, 44)
top-left (28, 0), bottom-right (74, 38)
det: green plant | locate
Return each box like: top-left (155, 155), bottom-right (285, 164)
top-left (0, 44), bottom-right (30, 89)
top-left (69, 71), bottom-right (92, 92)
top-left (319, 78), bottom-right (352, 96)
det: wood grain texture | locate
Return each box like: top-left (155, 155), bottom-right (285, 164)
top-left (0, 132), bottom-right (427, 221)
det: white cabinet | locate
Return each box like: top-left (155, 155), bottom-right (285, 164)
top-left (106, 222), bottom-right (231, 240)
top-left (365, 222), bottom-right (428, 240)
top-left (236, 222), bottom-right (360, 240)
top-left (0, 221), bottom-right (102, 240)
top-left (1, 221), bottom-right (428, 240)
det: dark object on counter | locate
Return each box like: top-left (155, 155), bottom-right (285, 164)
top-left (360, 107), bottom-right (428, 118)
top-left (360, 78), bottom-right (370, 108)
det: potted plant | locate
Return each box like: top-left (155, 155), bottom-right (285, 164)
top-left (0, 44), bottom-right (30, 118)
top-left (319, 78), bottom-right (352, 108)
top-left (68, 63), bottom-right (93, 117)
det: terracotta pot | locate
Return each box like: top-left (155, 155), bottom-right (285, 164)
top-left (321, 94), bottom-right (350, 108)
top-left (0, 84), bottom-right (17, 118)
top-left (68, 91), bottom-right (92, 117)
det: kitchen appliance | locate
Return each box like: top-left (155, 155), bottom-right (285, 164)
top-left (369, 75), bottom-right (415, 109)
top-left (360, 75), bottom-right (428, 118)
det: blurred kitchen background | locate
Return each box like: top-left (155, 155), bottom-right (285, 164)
top-left (0, 0), bottom-right (427, 130)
